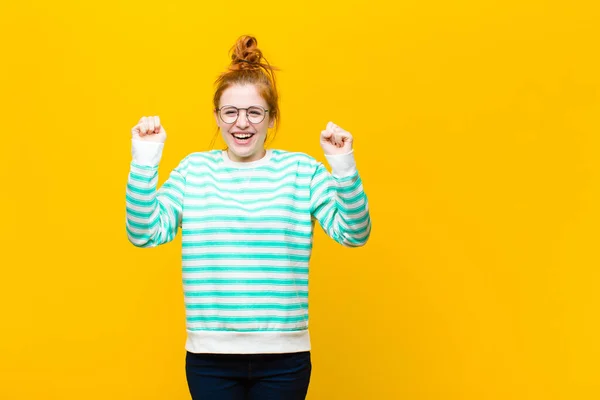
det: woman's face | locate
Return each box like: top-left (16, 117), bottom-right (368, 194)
top-left (215, 84), bottom-right (274, 162)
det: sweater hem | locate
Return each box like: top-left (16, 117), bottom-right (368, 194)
top-left (185, 329), bottom-right (311, 354)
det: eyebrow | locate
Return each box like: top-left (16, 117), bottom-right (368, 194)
top-left (219, 105), bottom-right (267, 108)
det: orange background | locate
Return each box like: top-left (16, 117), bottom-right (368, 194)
top-left (1, 0), bottom-right (599, 399)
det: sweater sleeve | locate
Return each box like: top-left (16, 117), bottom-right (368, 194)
top-left (125, 140), bottom-right (187, 248)
top-left (309, 150), bottom-right (372, 247)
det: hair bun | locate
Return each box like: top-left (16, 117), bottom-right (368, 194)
top-left (230, 35), bottom-right (263, 70)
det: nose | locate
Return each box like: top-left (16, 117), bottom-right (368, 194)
top-left (235, 110), bottom-right (249, 129)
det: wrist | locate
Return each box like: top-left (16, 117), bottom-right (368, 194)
top-left (324, 150), bottom-right (357, 178)
top-left (132, 139), bottom-right (164, 166)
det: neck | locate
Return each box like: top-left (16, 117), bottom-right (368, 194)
top-left (227, 148), bottom-right (266, 163)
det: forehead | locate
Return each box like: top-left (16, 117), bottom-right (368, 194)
top-left (219, 84), bottom-right (268, 108)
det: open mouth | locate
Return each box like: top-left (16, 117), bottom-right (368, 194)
top-left (231, 132), bottom-right (255, 144)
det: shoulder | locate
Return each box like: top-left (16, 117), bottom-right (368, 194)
top-left (269, 149), bottom-right (321, 167)
top-left (173, 150), bottom-right (223, 173)
top-left (184, 150), bottom-right (222, 164)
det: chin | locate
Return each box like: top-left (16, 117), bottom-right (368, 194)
top-left (229, 145), bottom-right (250, 155)
top-left (229, 146), bottom-right (258, 160)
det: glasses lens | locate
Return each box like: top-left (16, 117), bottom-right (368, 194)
top-left (247, 106), bottom-right (265, 124)
top-left (220, 106), bottom-right (238, 123)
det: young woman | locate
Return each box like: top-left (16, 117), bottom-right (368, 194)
top-left (126, 35), bottom-right (371, 400)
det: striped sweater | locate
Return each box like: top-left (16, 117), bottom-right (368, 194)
top-left (126, 140), bottom-right (371, 354)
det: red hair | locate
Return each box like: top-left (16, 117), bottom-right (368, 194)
top-left (213, 35), bottom-right (280, 134)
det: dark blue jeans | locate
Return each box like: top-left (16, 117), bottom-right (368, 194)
top-left (185, 351), bottom-right (312, 400)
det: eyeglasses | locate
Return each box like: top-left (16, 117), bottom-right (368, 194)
top-left (217, 105), bottom-right (269, 124)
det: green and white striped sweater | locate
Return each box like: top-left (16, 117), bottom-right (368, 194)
top-left (126, 140), bottom-right (371, 354)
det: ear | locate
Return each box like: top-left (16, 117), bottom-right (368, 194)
top-left (268, 116), bottom-right (275, 129)
top-left (214, 110), bottom-right (220, 126)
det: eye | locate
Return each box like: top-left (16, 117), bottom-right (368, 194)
top-left (221, 107), bottom-right (237, 115)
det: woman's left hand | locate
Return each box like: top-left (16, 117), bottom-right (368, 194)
top-left (320, 122), bottom-right (353, 155)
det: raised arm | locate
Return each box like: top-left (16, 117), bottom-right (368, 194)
top-left (125, 116), bottom-right (186, 248)
top-left (309, 122), bottom-right (371, 247)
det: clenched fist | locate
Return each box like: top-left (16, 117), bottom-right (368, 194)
top-left (320, 122), bottom-right (353, 155)
top-left (132, 116), bottom-right (166, 143)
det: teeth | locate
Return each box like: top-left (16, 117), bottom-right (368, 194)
top-left (233, 133), bottom-right (253, 139)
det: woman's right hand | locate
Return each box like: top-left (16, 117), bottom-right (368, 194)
top-left (131, 116), bottom-right (167, 143)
